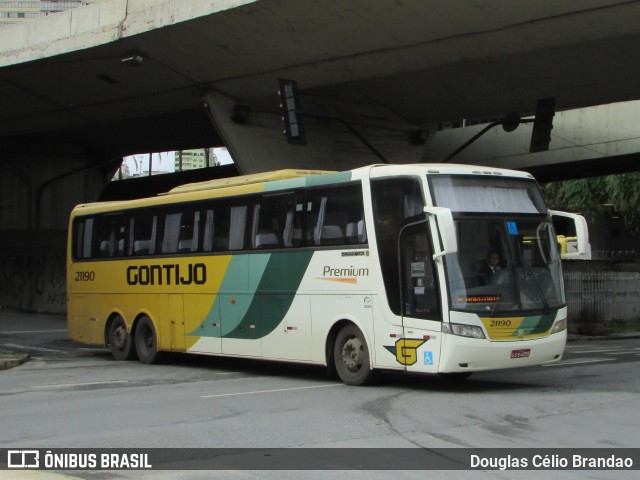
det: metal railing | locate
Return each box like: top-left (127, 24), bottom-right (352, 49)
top-left (564, 271), bottom-right (640, 329)
top-left (591, 250), bottom-right (640, 262)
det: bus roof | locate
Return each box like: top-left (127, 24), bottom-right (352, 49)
top-left (71, 164), bottom-right (536, 216)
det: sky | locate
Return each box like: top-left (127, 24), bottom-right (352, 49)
top-left (122, 147), bottom-right (234, 176)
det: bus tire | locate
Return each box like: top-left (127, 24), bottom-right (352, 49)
top-left (108, 315), bottom-right (136, 361)
top-left (135, 316), bottom-right (163, 364)
top-left (333, 324), bottom-right (375, 386)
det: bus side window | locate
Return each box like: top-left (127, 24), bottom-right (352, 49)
top-left (228, 205), bottom-right (247, 251)
top-left (73, 217), bottom-right (94, 259)
top-left (94, 214), bottom-right (126, 258)
top-left (283, 201), bottom-right (304, 248)
top-left (162, 212), bottom-right (182, 253)
top-left (202, 209), bottom-right (214, 252)
top-left (251, 205), bottom-right (279, 249)
top-left (346, 219), bottom-right (366, 244)
top-left (252, 192), bottom-right (299, 249)
top-left (213, 205), bottom-right (232, 251)
top-left (131, 212), bottom-right (158, 256)
top-left (306, 184), bottom-right (363, 246)
top-left (177, 209), bottom-right (199, 253)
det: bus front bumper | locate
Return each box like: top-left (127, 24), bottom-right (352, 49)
top-left (438, 331), bottom-right (567, 373)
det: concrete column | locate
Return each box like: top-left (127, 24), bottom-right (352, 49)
top-left (202, 90), bottom-right (428, 174)
top-left (0, 137), bottom-right (117, 312)
top-left (421, 101), bottom-right (640, 172)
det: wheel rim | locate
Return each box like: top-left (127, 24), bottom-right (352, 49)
top-left (341, 336), bottom-right (364, 372)
top-left (136, 325), bottom-right (150, 355)
top-left (112, 324), bottom-right (128, 350)
top-left (144, 328), bottom-right (154, 351)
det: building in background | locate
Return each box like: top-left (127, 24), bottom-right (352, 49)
top-left (0, 1), bottom-right (102, 27)
top-left (175, 148), bottom-right (218, 172)
top-left (116, 148), bottom-right (232, 180)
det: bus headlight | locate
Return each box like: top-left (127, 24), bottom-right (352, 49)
top-left (442, 323), bottom-right (486, 339)
top-left (551, 318), bottom-right (567, 334)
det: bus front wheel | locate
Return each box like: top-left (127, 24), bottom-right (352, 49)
top-left (135, 316), bottom-right (163, 364)
top-left (108, 315), bottom-right (136, 361)
top-left (334, 324), bottom-right (375, 386)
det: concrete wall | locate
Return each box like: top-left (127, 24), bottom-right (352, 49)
top-left (204, 91), bottom-right (428, 174)
top-left (563, 261), bottom-right (640, 334)
top-left (421, 100), bottom-right (640, 171)
top-left (0, 137), bottom-right (114, 312)
top-left (0, 137), bottom-right (111, 230)
top-left (0, 230), bottom-right (67, 313)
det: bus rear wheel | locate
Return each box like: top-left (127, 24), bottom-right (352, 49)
top-left (108, 315), bottom-right (136, 361)
top-left (135, 316), bottom-right (163, 364)
top-left (334, 324), bottom-right (375, 386)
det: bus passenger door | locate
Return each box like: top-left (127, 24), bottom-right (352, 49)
top-left (159, 294), bottom-right (184, 351)
top-left (68, 295), bottom-right (89, 343)
top-left (398, 220), bottom-right (443, 374)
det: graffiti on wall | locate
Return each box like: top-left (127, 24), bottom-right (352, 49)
top-left (0, 250), bottom-right (66, 313)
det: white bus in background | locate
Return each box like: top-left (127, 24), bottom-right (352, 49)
top-left (551, 211), bottom-right (592, 260)
top-left (68, 164), bottom-right (569, 386)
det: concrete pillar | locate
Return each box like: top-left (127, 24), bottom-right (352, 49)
top-left (421, 101), bottom-right (640, 172)
top-left (0, 137), bottom-right (117, 312)
top-left (202, 90), bottom-right (428, 174)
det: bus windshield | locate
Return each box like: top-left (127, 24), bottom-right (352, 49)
top-left (443, 217), bottom-right (565, 314)
top-left (430, 174), bottom-right (547, 214)
top-left (429, 174), bottom-right (564, 315)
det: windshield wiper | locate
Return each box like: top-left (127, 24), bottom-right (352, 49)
top-left (521, 262), bottom-right (550, 313)
top-left (490, 286), bottom-right (503, 316)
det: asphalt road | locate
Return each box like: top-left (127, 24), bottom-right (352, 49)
top-left (1, 310), bottom-right (639, 480)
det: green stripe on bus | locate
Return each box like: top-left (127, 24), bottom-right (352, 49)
top-left (188, 251), bottom-right (313, 340)
top-left (264, 171), bottom-right (353, 192)
top-left (187, 255), bottom-right (269, 338)
top-left (305, 171), bottom-right (352, 187)
top-left (264, 177), bottom-right (308, 192)
top-left (514, 314), bottom-right (556, 336)
top-left (223, 250), bottom-right (313, 339)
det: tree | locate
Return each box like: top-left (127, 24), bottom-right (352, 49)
top-left (541, 173), bottom-right (640, 238)
top-left (605, 173), bottom-right (640, 237)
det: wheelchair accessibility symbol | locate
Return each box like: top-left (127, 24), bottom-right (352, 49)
top-left (424, 351), bottom-right (433, 365)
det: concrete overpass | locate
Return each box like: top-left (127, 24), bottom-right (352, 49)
top-left (3, 0), bottom-right (640, 312)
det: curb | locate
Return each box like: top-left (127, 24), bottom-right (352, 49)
top-left (0, 353), bottom-right (30, 370)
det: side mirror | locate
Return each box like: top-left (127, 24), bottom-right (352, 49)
top-left (423, 206), bottom-right (457, 260)
top-left (550, 210), bottom-right (591, 259)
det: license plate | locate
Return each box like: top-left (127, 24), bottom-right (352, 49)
top-left (511, 348), bottom-right (530, 359)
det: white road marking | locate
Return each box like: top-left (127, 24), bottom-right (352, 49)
top-left (1, 343), bottom-right (63, 353)
top-left (542, 358), bottom-right (615, 367)
top-left (201, 383), bottom-right (343, 398)
top-left (0, 329), bottom-right (67, 334)
top-left (32, 380), bottom-right (129, 389)
top-left (569, 350), bottom-right (622, 354)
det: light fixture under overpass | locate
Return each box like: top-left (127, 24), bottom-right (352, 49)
top-left (231, 104), bottom-right (251, 124)
top-left (121, 52), bottom-right (144, 66)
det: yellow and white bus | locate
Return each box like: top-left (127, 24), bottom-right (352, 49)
top-left (67, 164), bottom-right (568, 385)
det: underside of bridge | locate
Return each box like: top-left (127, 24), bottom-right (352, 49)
top-left (3, 0), bottom-right (640, 311)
